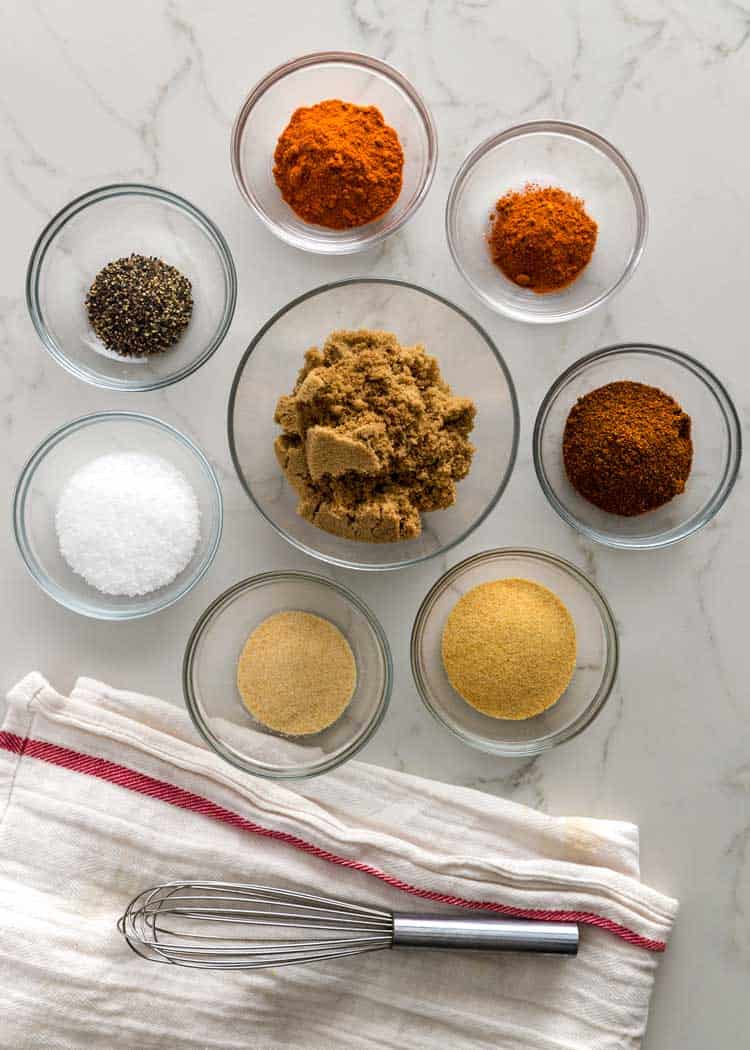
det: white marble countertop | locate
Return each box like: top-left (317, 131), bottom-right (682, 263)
top-left (1, 3), bottom-right (747, 1047)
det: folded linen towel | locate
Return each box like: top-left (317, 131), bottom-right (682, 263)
top-left (0, 673), bottom-right (678, 1050)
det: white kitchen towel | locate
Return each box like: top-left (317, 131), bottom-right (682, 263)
top-left (0, 673), bottom-right (678, 1050)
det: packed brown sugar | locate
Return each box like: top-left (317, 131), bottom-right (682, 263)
top-left (274, 329), bottom-right (476, 543)
top-left (441, 578), bottom-right (577, 720)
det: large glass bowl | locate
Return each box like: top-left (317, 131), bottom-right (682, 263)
top-left (183, 572), bottom-right (392, 779)
top-left (26, 184), bottom-right (237, 391)
top-left (446, 121), bottom-right (647, 323)
top-left (231, 51), bottom-right (437, 254)
top-left (533, 344), bottom-right (742, 549)
top-left (13, 412), bottom-right (223, 619)
top-left (411, 549), bottom-right (618, 757)
top-left (228, 279), bottom-right (519, 571)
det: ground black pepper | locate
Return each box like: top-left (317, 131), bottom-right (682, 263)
top-left (85, 254), bottom-right (193, 357)
top-left (562, 380), bottom-right (693, 516)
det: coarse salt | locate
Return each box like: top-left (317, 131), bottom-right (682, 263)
top-left (55, 452), bottom-right (201, 597)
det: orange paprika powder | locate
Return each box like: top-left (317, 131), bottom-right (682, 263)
top-left (488, 184), bottom-right (598, 293)
top-left (273, 99), bottom-right (404, 230)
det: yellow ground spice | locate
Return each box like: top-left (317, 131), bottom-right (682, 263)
top-left (441, 578), bottom-right (577, 720)
top-left (237, 611), bottom-right (356, 735)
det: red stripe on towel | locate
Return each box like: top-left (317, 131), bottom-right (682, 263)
top-left (0, 730), bottom-right (666, 952)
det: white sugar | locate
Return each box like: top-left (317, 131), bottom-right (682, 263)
top-left (56, 452), bottom-right (201, 597)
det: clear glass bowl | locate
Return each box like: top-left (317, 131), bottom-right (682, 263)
top-left (13, 412), bottom-right (223, 619)
top-left (411, 549), bottom-right (618, 757)
top-left (231, 51), bottom-right (437, 254)
top-left (228, 278), bottom-right (519, 571)
top-left (183, 571), bottom-right (392, 779)
top-left (446, 121), bottom-right (647, 323)
top-left (533, 344), bottom-right (742, 549)
top-left (26, 184), bottom-right (237, 391)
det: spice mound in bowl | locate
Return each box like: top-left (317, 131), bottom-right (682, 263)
top-left (533, 344), bottom-right (740, 550)
top-left (228, 278), bottom-right (519, 571)
top-left (563, 381), bottom-right (693, 516)
top-left (183, 572), bottom-right (392, 779)
top-left (274, 329), bottom-right (476, 543)
top-left (488, 184), bottom-right (598, 294)
top-left (86, 254), bottom-right (193, 358)
top-left (446, 121), bottom-right (647, 323)
top-left (273, 100), bottom-right (404, 229)
top-left (441, 578), bottom-right (577, 720)
top-left (56, 451), bottom-right (200, 597)
top-left (410, 549), bottom-right (618, 757)
top-left (26, 183), bottom-right (236, 391)
top-left (237, 611), bottom-right (356, 735)
top-left (13, 412), bottom-right (222, 620)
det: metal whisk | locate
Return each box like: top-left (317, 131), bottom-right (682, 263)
top-left (118, 881), bottom-right (578, 970)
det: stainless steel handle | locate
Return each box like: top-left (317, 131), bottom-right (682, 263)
top-left (392, 913), bottom-right (579, 955)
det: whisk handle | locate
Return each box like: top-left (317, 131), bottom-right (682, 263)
top-left (392, 914), bottom-right (578, 955)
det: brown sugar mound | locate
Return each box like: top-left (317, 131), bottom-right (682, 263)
top-left (274, 329), bottom-right (476, 543)
top-left (563, 380), bottom-right (693, 516)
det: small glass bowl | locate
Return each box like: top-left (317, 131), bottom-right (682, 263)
top-left (446, 121), bottom-right (647, 323)
top-left (231, 51), bottom-right (437, 254)
top-left (26, 184), bottom-right (237, 391)
top-left (534, 344), bottom-right (742, 549)
top-left (13, 412), bottom-right (223, 619)
top-left (228, 278), bottom-right (519, 571)
top-left (183, 571), bottom-right (392, 779)
top-left (411, 549), bottom-right (618, 757)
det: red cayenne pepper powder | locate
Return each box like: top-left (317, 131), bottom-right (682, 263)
top-left (488, 184), bottom-right (598, 293)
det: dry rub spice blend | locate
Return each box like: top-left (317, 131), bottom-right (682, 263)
top-left (563, 380), bottom-right (693, 516)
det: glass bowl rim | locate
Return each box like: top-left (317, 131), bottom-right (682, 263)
top-left (410, 546), bottom-right (619, 757)
top-left (230, 50), bottom-right (438, 255)
top-left (25, 182), bottom-right (238, 392)
top-left (226, 276), bottom-right (520, 571)
top-left (12, 409), bottom-right (224, 620)
top-left (532, 342), bottom-right (743, 550)
top-left (182, 569), bottom-right (394, 779)
top-left (445, 119), bottom-right (648, 324)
